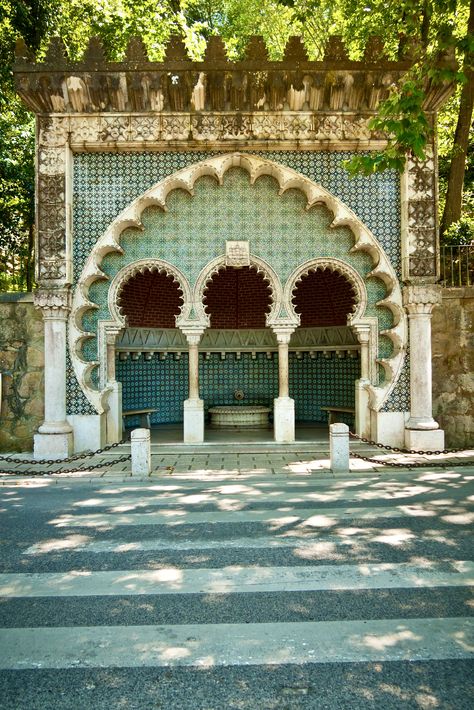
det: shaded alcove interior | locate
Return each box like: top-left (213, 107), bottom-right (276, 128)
top-left (118, 268), bottom-right (183, 328)
top-left (292, 268), bottom-right (357, 327)
top-left (203, 266), bottom-right (272, 329)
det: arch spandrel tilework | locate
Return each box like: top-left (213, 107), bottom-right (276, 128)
top-left (68, 152), bottom-right (408, 416)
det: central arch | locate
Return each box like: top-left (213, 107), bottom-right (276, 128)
top-left (68, 152), bottom-right (406, 447)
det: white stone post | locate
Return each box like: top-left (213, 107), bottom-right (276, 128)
top-left (131, 428), bottom-right (151, 476)
top-left (273, 327), bottom-right (296, 443)
top-left (33, 289), bottom-right (74, 460)
top-left (182, 328), bottom-right (205, 443)
top-left (330, 422), bottom-right (350, 472)
top-left (403, 284), bottom-right (445, 450)
top-left (352, 323), bottom-right (371, 439)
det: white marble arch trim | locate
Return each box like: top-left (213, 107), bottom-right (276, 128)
top-left (69, 151), bottom-right (406, 412)
top-left (194, 254), bottom-right (284, 328)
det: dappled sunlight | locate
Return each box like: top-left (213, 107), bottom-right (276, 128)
top-left (300, 514), bottom-right (338, 529)
top-left (25, 534), bottom-right (91, 554)
top-left (359, 627), bottom-right (421, 651)
top-left (293, 541), bottom-right (344, 561)
top-left (441, 511), bottom-right (474, 524)
top-left (114, 568), bottom-right (184, 591)
top-left (372, 529), bottom-right (416, 546)
top-left (267, 515), bottom-right (300, 531)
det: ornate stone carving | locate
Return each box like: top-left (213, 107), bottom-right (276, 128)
top-left (34, 288), bottom-right (71, 318)
top-left (225, 241), bottom-right (250, 268)
top-left (37, 165), bottom-right (68, 283)
top-left (404, 151), bottom-right (438, 279)
top-left (161, 114), bottom-right (189, 140)
top-left (99, 116), bottom-right (130, 141)
top-left (39, 116), bottom-right (68, 147)
top-left (314, 115), bottom-right (344, 140)
top-left (70, 153), bottom-right (407, 412)
top-left (403, 284), bottom-right (442, 315)
top-left (38, 147), bottom-right (66, 175)
top-left (69, 116), bottom-right (101, 142)
top-left (129, 116), bottom-right (160, 141)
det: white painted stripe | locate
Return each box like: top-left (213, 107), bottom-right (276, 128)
top-left (68, 482), bottom-right (472, 510)
top-left (1, 561), bottom-right (472, 598)
top-left (46, 503), bottom-right (444, 529)
top-left (0, 618), bottom-right (472, 669)
top-left (22, 528), bottom-right (423, 555)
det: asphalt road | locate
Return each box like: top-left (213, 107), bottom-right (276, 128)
top-left (0, 468), bottom-right (473, 709)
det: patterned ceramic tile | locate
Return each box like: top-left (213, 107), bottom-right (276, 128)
top-left (69, 150), bottom-right (407, 416)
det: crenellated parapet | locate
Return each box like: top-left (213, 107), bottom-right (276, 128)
top-left (14, 34), bottom-right (455, 118)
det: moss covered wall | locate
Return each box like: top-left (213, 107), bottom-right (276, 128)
top-left (0, 294), bottom-right (44, 452)
top-left (432, 287), bottom-right (474, 449)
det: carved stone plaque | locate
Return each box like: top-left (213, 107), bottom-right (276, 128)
top-left (225, 241), bottom-right (250, 268)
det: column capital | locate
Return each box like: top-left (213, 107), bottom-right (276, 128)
top-left (34, 288), bottom-right (71, 319)
top-left (351, 322), bottom-right (371, 344)
top-left (402, 284), bottom-right (442, 316)
top-left (272, 326), bottom-right (295, 344)
top-left (180, 325), bottom-right (206, 344)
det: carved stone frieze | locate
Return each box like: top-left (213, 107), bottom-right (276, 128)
top-left (403, 151), bottom-right (438, 280)
top-left (225, 241), bottom-right (250, 268)
top-left (129, 116), bottom-right (161, 141)
top-left (37, 166), bottom-right (68, 284)
top-left (38, 147), bottom-right (66, 175)
top-left (69, 116), bottom-right (100, 142)
top-left (39, 116), bottom-right (69, 147)
top-left (99, 116), bottom-right (130, 141)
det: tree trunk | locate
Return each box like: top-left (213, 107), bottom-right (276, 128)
top-left (440, 69), bottom-right (474, 236)
top-left (440, 0), bottom-right (474, 236)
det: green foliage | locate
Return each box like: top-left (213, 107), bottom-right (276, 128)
top-left (443, 215), bottom-right (474, 245)
top-left (0, 0), bottom-right (472, 290)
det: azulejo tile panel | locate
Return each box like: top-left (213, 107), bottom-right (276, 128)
top-left (116, 351), bottom-right (360, 426)
top-left (68, 150), bottom-right (407, 416)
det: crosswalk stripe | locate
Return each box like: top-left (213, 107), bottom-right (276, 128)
top-left (0, 617), bottom-right (472, 669)
top-left (47, 502), bottom-right (462, 529)
top-left (1, 561), bottom-right (472, 598)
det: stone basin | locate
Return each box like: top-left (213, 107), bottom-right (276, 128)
top-left (208, 405), bottom-right (271, 428)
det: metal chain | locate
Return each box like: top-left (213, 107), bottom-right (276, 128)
top-left (0, 453), bottom-right (131, 477)
top-left (0, 436), bottom-right (130, 466)
top-left (349, 451), bottom-right (474, 468)
top-left (348, 431), bottom-right (469, 456)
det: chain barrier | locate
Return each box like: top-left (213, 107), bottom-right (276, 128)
top-left (349, 431), bottom-right (474, 468)
top-left (348, 431), bottom-right (469, 456)
top-left (0, 453), bottom-right (131, 477)
top-left (0, 436), bottom-right (130, 466)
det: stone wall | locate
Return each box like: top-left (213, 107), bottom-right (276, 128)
top-left (432, 287), bottom-right (474, 448)
top-left (0, 294), bottom-right (44, 452)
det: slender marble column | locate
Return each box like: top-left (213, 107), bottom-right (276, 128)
top-left (104, 327), bottom-right (123, 445)
top-left (273, 327), bottom-right (295, 443)
top-left (403, 284), bottom-right (444, 450)
top-left (352, 323), bottom-right (371, 438)
top-left (34, 290), bottom-right (73, 459)
top-left (182, 329), bottom-right (205, 443)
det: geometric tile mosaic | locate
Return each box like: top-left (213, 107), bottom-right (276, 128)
top-left (69, 150), bottom-right (408, 416)
top-left (116, 351), bottom-right (360, 426)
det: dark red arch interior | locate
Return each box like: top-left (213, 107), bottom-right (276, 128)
top-left (292, 269), bottom-right (356, 327)
top-left (118, 269), bottom-right (183, 328)
top-left (203, 266), bottom-right (272, 329)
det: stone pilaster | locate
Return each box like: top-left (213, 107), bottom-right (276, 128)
top-left (403, 284), bottom-right (444, 450)
top-left (33, 289), bottom-right (73, 459)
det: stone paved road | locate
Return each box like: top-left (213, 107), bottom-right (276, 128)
top-left (0, 467), bottom-right (473, 709)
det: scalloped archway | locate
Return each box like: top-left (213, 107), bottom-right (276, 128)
top-left (69, 152), bottom-right (407, 416)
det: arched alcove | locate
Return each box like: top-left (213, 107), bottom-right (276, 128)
top-left (118, 269), bottom-right (183, 328)
top-left (203, 266), bottom-right (272, 329)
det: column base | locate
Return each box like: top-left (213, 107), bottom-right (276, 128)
top-left (405, 428), bottom-right (445, 452)
top-left (274, 397), bottom-right (295, 443)
top-left (34, 431), bottom-right (74, 460)
top-left (406, 416), bottom-right (439, 430)
top-left (183, 399), bottom-right (204, 443)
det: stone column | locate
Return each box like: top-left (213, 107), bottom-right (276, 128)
top-left (33, 289), bottom-right (74, 459)
top-left (182, 328), bottom-right (205, 443)
top-left (104, 327), bottom-right (122, 445)
top-left (352, 322), bottom-right (371, 438)
top-left (403, 284), bottom-right (444, 450)
top-left (273, 327), bottom-right (296, 443)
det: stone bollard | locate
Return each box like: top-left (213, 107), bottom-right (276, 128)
top-left (329, 422), bottom-right (350, 473)
top-left (131, 428), bottom-right (151, 476)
